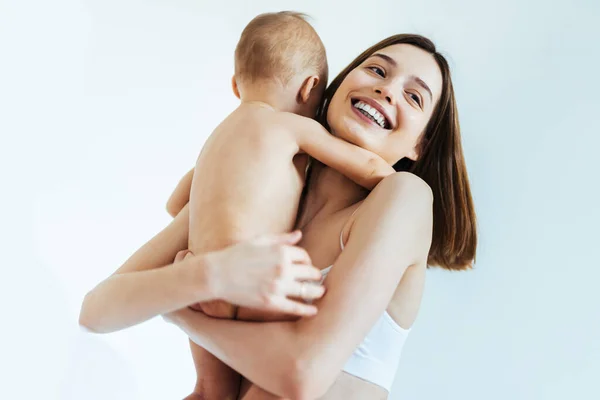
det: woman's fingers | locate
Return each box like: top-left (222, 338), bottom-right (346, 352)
top-left (258, 281), bottom-right (325, 316)
top-left (257, 230), bottom-right (302, 246)
top-left (205, 230), bottom-right (325, 314)
top-left (277, 230), bottom-right (302, 245)
top-left (268, 297), bottom-right (318, 317)
top-left (284, 245), bottom-right (312, 266)
top-left (289, 281), bottom-right (326, 300)
top-left (291, 265), bottom-right (323, 282)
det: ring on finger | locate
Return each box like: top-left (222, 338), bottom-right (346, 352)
top-left (300, 282), bottom-right (308, 300)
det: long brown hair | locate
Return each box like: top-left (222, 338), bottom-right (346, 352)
top-left (316, 34), bottom-right (477, 270)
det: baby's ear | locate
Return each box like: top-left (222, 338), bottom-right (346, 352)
top-left (231, 75), bottom-right (241, 99)
top-left (299, 75), bottom-right (320, 104)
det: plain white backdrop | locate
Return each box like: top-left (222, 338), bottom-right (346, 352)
top-left (1, 0), bottom-right (599, 399)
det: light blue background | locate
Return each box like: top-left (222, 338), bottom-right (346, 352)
top-left (1, 0), bottom-right (598, 399)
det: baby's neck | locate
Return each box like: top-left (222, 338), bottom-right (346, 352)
top-left (241, 100), bottom-right (277, 111)
top-left (240, 83), bottom-right (299, 114)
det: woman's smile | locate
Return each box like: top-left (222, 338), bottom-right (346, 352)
top-left (350, 98), bottom-right (393, 130)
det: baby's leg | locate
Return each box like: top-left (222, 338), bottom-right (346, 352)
top-left (185, 297), bottom-right (296, 398)
top-left (187, 338), bottom-right (241, 400)
top-left (187, 298), bottom-right (240, 399)
top-left (186, 302), bottom-right (239, 398)
top-left (186, 277), bottom-right (240, 397)
top-left (186, 239), bottom-right (239, 394)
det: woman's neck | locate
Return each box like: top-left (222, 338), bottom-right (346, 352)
top-left (296, 160), bottom-right (369, 229)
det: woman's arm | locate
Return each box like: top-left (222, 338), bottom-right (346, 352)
top-left (79, 203), bottom-right (325, 333)
top-left (79, 205), bottom-right (194, 332)
top-left (165, 172), bottom-right (434, 399)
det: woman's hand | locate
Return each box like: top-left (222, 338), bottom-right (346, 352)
top-left (177, 230), bottom-right (326, 317)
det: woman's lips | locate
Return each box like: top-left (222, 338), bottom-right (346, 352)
top-left (351, 103), bottom-right (385, 129)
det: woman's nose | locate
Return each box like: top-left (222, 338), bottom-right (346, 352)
top-left (374, 87), bottom-right (395, 105)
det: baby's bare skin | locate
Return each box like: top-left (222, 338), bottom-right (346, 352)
top-left (188, 102), bottom-right (393, 318)
top-left (190, 104), bottom-right (308, 251)
top-left (185, 101), bottom-right (394, 398)
top-left (188, 104), bottom-right (311, 314)
top-left (186, 103), bottom-right (316, 399)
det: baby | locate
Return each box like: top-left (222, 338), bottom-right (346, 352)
top-left (167, 11), bottom-right (396, 399)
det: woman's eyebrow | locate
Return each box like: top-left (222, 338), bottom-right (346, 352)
top-left (371, 53), bottom-right (433, 102)
top-left (413, 76), bottom-right (433, 102)
top-left (372, 53), bottom-right (397, 67)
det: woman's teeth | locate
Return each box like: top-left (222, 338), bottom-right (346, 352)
top-left (353, 101), bottom-right (387, 129)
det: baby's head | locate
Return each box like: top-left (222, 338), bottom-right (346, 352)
top-left (232, 11), bottom-right (328, 118)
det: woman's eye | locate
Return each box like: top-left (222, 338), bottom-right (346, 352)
top-left (368, 66), bottom-right (385, 77)
top-left (409, 92), bottom-right (422, 107)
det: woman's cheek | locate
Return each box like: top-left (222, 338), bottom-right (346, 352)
top-left (399, 108), bottom-right (422, 134)
top-left (407, 110), bottom-right (419, 122)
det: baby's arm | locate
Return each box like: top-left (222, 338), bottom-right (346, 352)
top-left (166, 167), bottom-right (194, 217)
top-left (291, 117), bottom-right (396, 190)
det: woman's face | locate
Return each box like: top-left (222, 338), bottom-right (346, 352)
top-left (327, 44), bottom-right (444, 164)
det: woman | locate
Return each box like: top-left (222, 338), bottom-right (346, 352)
top-left (78, 207), bottom-right (325, 334)
top-left (165, 34), bottom-right (477, 399)
top-left (81, 33), bottom-right (476, 399)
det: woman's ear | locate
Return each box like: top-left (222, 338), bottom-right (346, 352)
top-left (231, 75), bottom-right (241, 99)
top-left (299, 75), bottom-right (320, 104)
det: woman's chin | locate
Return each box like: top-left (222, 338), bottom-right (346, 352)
top-left (336, 116), bottom-right (373, 148)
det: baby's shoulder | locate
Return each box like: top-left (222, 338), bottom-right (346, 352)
top-left (234, 109), bottom-right (300, 131)
top-left (277, 114), bottom-right (328, 144)
top-left (247, 112), bottom-right (318, 140)
top-left (274, 111), bottom-right (318, 129)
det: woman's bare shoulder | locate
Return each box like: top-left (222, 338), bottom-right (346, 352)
top-left (352, 171), bottom-right (433, 231)
top-left (348, 169), bottom-right (433, 273)
top-left (355, 172), bottom-right (432, 329)
top-left (374, 171), bottom-right (433, 203)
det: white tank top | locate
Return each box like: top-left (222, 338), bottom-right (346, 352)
top-left (316, 210), bottom-right (410, 393)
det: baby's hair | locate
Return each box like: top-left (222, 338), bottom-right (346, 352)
top-left (234, 11), bottom-right (328, 87)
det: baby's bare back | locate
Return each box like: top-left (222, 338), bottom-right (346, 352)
top-left (188, 105), bottom-right (309, 318)
top-left (189, 106), bottom-right (306, 253)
